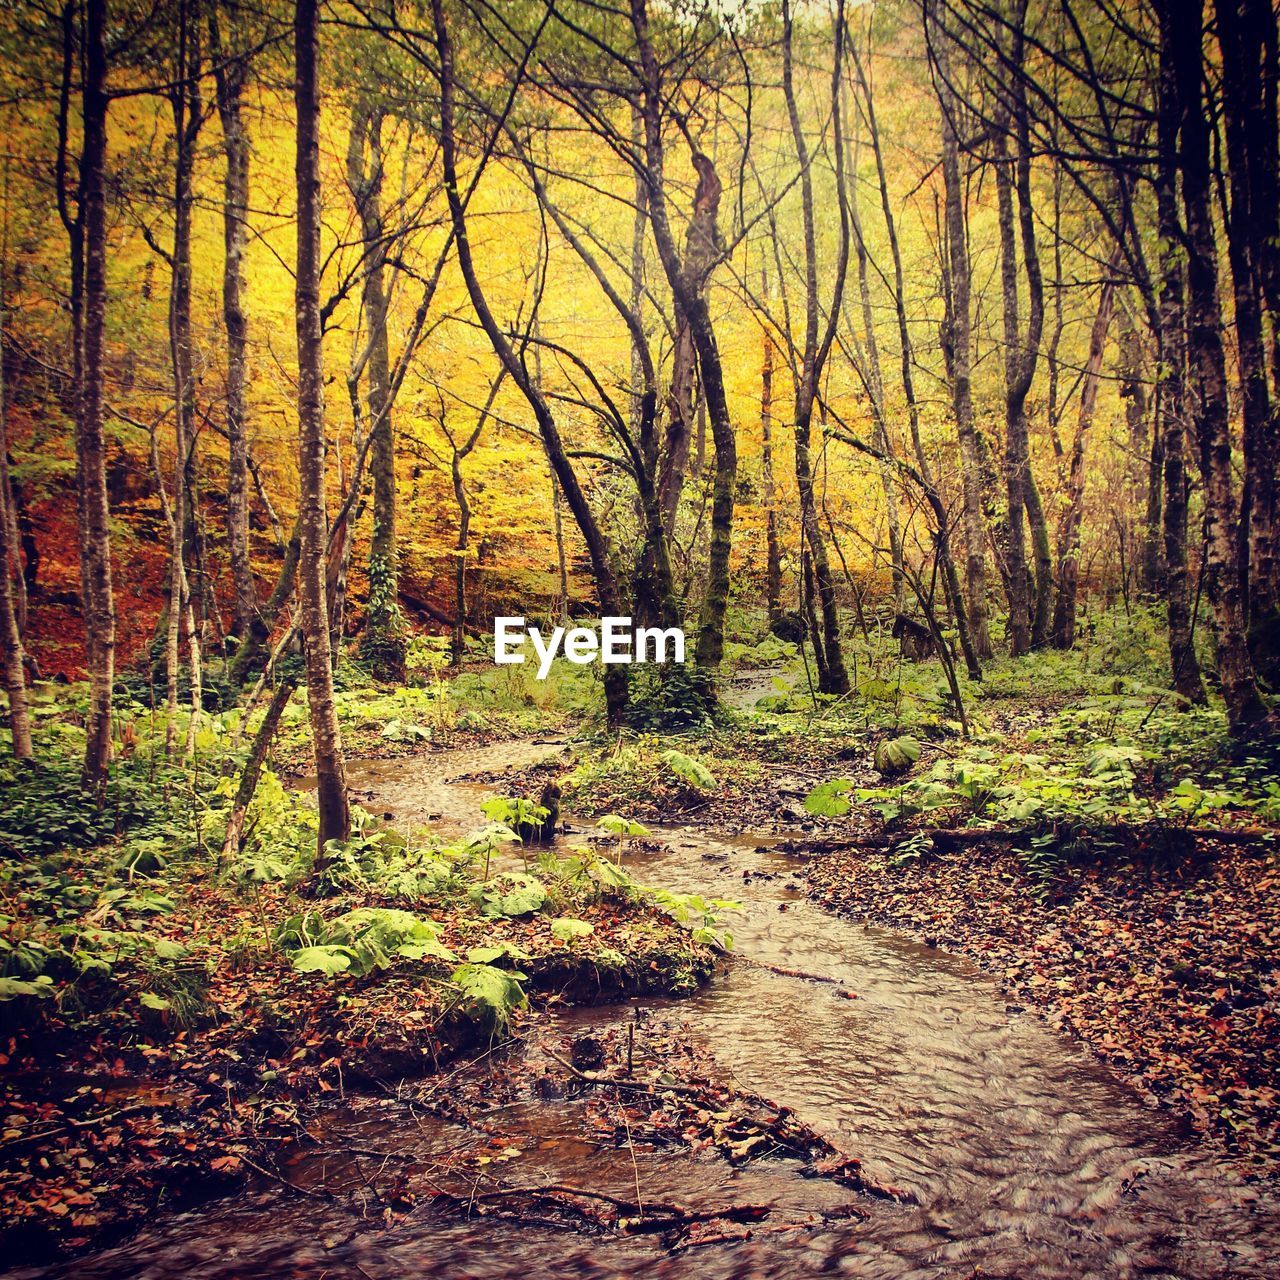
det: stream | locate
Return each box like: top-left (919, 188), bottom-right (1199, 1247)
top-left (13, 739), bottom-right (1280, 1279)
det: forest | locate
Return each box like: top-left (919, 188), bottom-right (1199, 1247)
top-left (1, 0), bottom-right (1279, 1275)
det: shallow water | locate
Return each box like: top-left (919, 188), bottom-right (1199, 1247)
top-left (14, 740), bottom-right (1280, 1279)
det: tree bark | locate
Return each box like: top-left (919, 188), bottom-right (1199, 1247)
top-left (347, 97), bottom-right (404, 681)
top-left (0, 293), bottom-right (31, 759)
top-left (163, 0), bottom-right (203, 758)
top-left (1051, 269), bottom-right (1117, 648)
top-left (992, 12), bottom-right (1047, 656)
top-left (780, 0), bottom-right (850, 695)
top-left (858, 26), bottom-right (982, 679)
top-left (210, 7), bottom-right (256, 645)
top-left (845, 129), bottom-right (904, 616)
top-left (295, 0), bottom-right (351, 857)
top-left (760, 313), bottom-right (782, 623)
top-left (1170, 0), bottom-right (1267, 731)
top-left (1216, 0), bottom-right (1280, 681)
top-left (928, 7), bottom-right (992, 660)
top-left (1153, 7), bottom-right (1206, 706)
top-left (447, 372), bottom-right (503, 667)
top-left (220, 671), bottom-right (296, 866)
top-left (78, 0), bottom-right (115, 798)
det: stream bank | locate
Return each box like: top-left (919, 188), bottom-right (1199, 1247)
top-left (0, 740), bottom-right (713, 1267)
top-left (805, 834), bottom-right (1280, 1174)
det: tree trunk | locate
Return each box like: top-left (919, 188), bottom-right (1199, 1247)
top-left (210, 10), bottom-right (256, 645)
top-left (1154, 9), bottom-right (1206, 705)
top-left (78, 0), bottom-right (115, 799)
top-left (1216, 0), bottom-right (1280, 682)
top-left (433, 0), bottom-right (628, 723)
top-left (0, 296), bottom-right (32, 759)
top-left (781, 0), bottom-right (849, 695)
top-left (1051, 270), bottom-right (1117, 648)
top-left (929, 8), bottom-right (992, 660)
top-left (164, 0), bottom-right (203, 758)
top-left (846, 136), bottom-right (904, 616)
top-left (859, 26), bottom-right (981, 679)
top-left (347, 98), bottom-right (404, 682)
top-left (1170, 0), bottom-right (1267, 731)
top-left (760, 317), bottom-right (782, 622)
top-left (220, 672), bottom-right (297, 866)
top-left (989, 5), bottom-right (1050, 654)
top-left (631, 0), bottom-right (735, 678)
top-left (295, 0), bottom-right (350, 857)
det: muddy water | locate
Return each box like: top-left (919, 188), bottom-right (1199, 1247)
top-left (17, 741), bottom-right (1280, 1279)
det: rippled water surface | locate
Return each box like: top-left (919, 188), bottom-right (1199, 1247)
top-left (14, 741), bottom-right (1279, 1279)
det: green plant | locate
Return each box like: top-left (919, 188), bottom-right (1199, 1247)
top-left (660, 749), bottom-right (716, 792)
top-left (804, 778), bottom-right (855, 818)
top-left (280, 907), bottom-right (458, 978)
top-left (625, 663), bottom-right (717, 732)
top-left (448, 962), bottom-right (527, 1028)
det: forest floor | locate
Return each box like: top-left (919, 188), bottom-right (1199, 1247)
top-left (4, 610), bottom-right (1280, 1269)
top-left (0, 835), bottom-right (715, 1265)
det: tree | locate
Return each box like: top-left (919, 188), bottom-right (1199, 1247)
top-left (1169, 0), bottom-right (1266, 731)
top-left (630, 0), bottom-right (736, 677)
top-left (991, 1), bottom-right (1049, 655)
top-left (1153, 4), bottom-right (1205, 706)
top-left (1050, 265), bottom-right (1117, 648)
top-left (779, 0), bottom-right (850, 695)
top-left (295, 0), bottom-right (350, 856)
top-left (430, 0), bottom-right (631, 723)
top-left (76, 0), bottom-right (115, 798)
top-left (926, 0), bottom-right (992, 660)
top-left (209, 0), bottom-right (257, 647)
top-left (0, 272), bottom-right (31, 759)
top-left (346, 93), bottom-right (406, 681)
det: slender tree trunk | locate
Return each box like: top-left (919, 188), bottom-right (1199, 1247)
top-left (988, 5), bottom-right (1049, 653)
top-left (781, 0), bottom-right (850, 695)
top-left (0, 296), bottom-right (31, 759)
top-left (801, 543), bottom-right (828, 691)
top-left (1154, 16), bottom-right (1205, 704)
top-left (631, 0), bottom-right (735, 677)
top-left (210, 10), bottom-right (255, 645)
top-left (1216, 0), bottom-right (1280, 681)
top-left (760, 316), bottom-right (782, 623)
top-left (164, 2), bottom-right (203, 757)
top-left (448, 372), bottom-right (502, 667)
top-left (451, 446), bottom-right (469, 667)
top-left (846, 133), bottom-right (904, 616)
top-left (295, 0), bottom-right (350, 857)
top-left (929, 9), bottom-right (992, 659)
top-left (1171, 0), bottom-right (1266, 731)
top-left (1117, 316), bottom-right (1163, 592)
top-left (79, 0), bottom-right (114, 798)
top-left (858, 28), bottom-right (981, 678)
top-left (433, 0), bottom-right (628, 722)
top-left (220, 672), bottom-right (296, 866)
top-left (229, 517), bottom-right (299, 687)
top-left (550, 470), bottom-right (569, 624)
top-left (1051, 270), bottom-right (1117, 648)
top-left (347, 98), bottom-right (404, 681)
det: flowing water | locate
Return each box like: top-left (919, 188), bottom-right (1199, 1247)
top-left (13, 740), bottom-right (1280, 1279)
